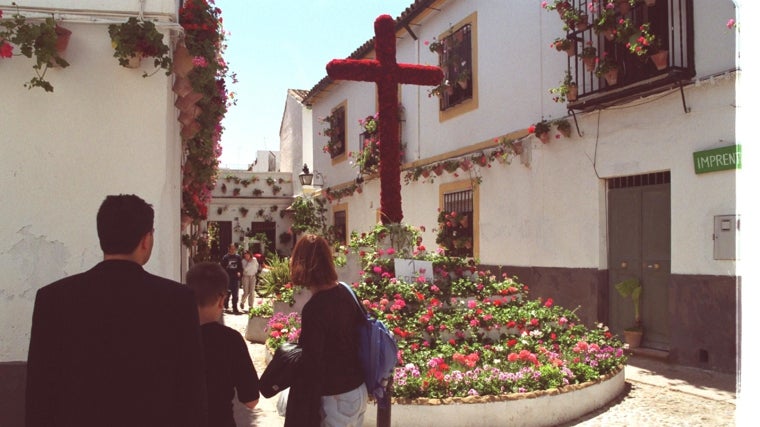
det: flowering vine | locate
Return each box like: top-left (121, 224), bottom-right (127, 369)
top-left (178, 0), bottom-right (236, 223)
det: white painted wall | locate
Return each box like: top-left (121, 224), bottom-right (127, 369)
top-left (0, 11), bottom-right (180, 362)
top-left (206, 170), bottom-right (294, 254)
top-left (6, 0), bottom-right (179, 15)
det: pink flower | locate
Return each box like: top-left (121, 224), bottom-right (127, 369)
top-left (373, 266), bottom-right (383, 274)
top-left (0, 41), bottom-right (13, 58)
top-left (386, 248), bottom-right (396, 255)
top-left (467, 300), bottom-right (477, 309)
top-left (726, 18), bottom-right (736, 29)
top-left (192, 56), bottom-right (208, 67)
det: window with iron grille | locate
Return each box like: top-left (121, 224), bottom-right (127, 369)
top-left (439, 189), bottom-right (474, 257)
top-left (323, 105), bottom-right (346, 159)
top-left (332, 209), bottom-right (347, 246)
top-left (435, 24), bottom-right (473, 111)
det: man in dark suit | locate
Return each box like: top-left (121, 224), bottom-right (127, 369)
top-left (25, 194), bottom-right (207, 427)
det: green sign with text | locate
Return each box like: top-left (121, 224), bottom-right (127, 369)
top-left (693, 145), bottom-right (741, 174)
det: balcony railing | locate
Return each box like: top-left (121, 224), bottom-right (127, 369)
top-left (562, 0), bottom-right (694, 111)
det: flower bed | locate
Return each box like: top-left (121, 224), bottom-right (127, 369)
top-left (267, 224), bottom-right (627, 403)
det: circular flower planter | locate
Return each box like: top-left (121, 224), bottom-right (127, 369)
top-left (362, 367), bottom-right (625, 427)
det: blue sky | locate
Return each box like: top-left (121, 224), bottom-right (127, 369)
top-left (216, 0), bottom-right (414, 169)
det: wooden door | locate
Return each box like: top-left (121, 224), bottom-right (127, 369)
top-left (608, 173), bottom-right (671, 350)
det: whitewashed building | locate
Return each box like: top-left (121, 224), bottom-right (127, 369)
top-left (298, 0), bottom-right (740, 374)
top-left (1, 1), bottom-right (188, 424)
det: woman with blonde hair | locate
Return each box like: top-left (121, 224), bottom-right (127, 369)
top-left (285, 234), bottom-right (367, 427)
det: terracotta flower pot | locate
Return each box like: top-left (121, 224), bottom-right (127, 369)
top-left (583, 56), bottom-right (596, 73)
top-left (568, 85), bottom-right (578, 102)
top-left (617, 0), bottom-right (631, 15)
top-left (55, 25), bottom-right (72, 52)
top-left (175, 91), bottom-right (204, 111)
top-left (511, 141), bottom-right (524, 155)
top-left (650, 50), bottom-right (668, 71)
top-left (604, 69), bottom-right (619, 86)
top-left (125, 53), bottom-right (143, 69)
top-left (173, 43), bottom-right (194, 77)
top-left (623, 329), bottom-right (643, 348)
top-left (172, 76), bottom-right (193, 98)
top-left (576, 15), bottom-right (589, 32)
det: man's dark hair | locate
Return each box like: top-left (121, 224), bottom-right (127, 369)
top-left (96, 194), bottom-right (154, 254)
top-left (186, 262), bottom-right (228, 307)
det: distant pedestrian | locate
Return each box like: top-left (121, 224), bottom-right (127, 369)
top-left (25, 194), bottom-right (207, 427)
top-left (187, 262), bottom-right (260, 427)
top-left (221, 243), bottom-right (243, 314)
top-left (240, 251), bottom-right (259, 312)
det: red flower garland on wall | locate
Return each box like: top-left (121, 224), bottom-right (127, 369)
top-left (326, 15), bottom-right (443, 224)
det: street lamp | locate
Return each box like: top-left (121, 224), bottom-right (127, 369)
top-left (299, 164), bottom-right (313, 186)
top-left (299, 164), bottom-right (325, 188)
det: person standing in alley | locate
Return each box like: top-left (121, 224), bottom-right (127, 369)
top-left (221, 243), bottom-right (243, 314)
top-left (240, 251), bottom-right (259, 312)
top-left (25, 194), bottom-right (207, 427)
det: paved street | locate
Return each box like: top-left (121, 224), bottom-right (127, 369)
top-left (223, 309), bottom-right (737, 427)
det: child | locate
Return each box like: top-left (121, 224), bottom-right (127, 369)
top-left (186, 262), bottom-right (260, 427)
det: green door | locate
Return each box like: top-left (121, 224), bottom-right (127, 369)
top-left (608, 173), bottom-right (671, 350)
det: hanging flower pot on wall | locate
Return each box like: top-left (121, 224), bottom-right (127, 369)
top-left (125, 53), bottom-right (143, 69)
top-left (55, 25), bottom-right (72, 52)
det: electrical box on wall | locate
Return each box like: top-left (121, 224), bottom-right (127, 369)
top-left (713, 215), bottom-right (739, 260)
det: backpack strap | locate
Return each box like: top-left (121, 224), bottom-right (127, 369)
top-left (339, 281), bottom-right (369, 318)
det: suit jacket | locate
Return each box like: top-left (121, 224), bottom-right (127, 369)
top-left (25, 260), bottom-right (207, 427)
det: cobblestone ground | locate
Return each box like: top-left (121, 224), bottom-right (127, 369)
top-left (558, 381), bottom-right (736, 426)
top-left (224, 306), bottom-right (737, 427)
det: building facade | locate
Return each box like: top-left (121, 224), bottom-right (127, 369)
top-left (300, 0), bottom-right (739, 373)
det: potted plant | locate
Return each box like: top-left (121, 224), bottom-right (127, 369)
top-left (239, 206), bottom-right (249, 217)
top-left (551, 37), bottom-right (576, 56)
top-left (592, 6), bottom-right (618, 41)
top-left (428, 80), bottom-right (451, 98)
top-left (595, 52), bottom-right (619, 86)
top-left (549, 70), bottom-right (578, 103)
top-left (614, 278), bottom-right (643, 348)
top-left (245, 299), bottom-right (274, 343)
top-left (427, 38), bottom-right (443, 54)
top-left (579, 42), bottom-right (597, 72)
top-left (456, 66), bottom-right (471, 89)
top-left (0, 10), bottom-right (70, 92)
top-left (555, 118), bottom-right (572, 138)
top-left (559, 6), bottom-right (589, 32)
top-left (529, 120), bottom-right (552, 144)
top-left (108, 17), bottom-right (172, 75)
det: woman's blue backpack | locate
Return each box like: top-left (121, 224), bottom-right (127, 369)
top-left (340, 282), bottom-right (398, 403)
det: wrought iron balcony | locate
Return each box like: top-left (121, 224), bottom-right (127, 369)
top-left (558, 0), bottom-right (695, 112)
